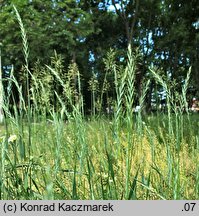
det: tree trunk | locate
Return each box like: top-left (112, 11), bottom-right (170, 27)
top-left (112, 0), bottom-right (140, 47)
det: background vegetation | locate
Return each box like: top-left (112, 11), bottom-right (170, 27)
top-left (0, 0), bottom-right (198, 200)
top-left (0, 0), bottom-right (198, 111)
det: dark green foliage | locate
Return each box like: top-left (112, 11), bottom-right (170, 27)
top-left (0, 0), bottom-right (198, 112)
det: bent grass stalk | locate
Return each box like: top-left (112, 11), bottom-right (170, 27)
top-left (13, 4), bottom-right (32, 155)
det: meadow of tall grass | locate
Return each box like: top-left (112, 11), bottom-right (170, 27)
top-left (0, 6), bottom-right (198, 200)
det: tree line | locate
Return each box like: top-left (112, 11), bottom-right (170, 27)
top-left (0, 0), bottom-right (198, 114)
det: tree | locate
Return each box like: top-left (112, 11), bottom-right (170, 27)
top-left (0, 0), bottom-right (95, 108)
top-left (0, 0), bottom-right (198, 113)
top-left (111, 0), bottom-right (140, 47)
top-left (151, 0), bottom-right (199, 99)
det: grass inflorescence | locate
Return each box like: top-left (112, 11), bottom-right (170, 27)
top-left (0, 6), bottom-right (198, 200)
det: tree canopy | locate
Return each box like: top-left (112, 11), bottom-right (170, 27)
top-left (0, 0), bottom-right (198, 112)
